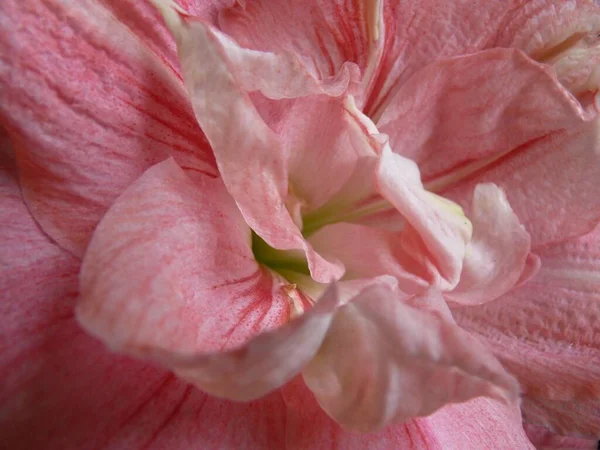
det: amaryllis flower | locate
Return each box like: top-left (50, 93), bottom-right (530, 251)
top-left (1, 1), bottom-right (599, 449)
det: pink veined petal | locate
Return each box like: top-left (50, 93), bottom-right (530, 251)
top-left (495, 0), bottom-right (600, 97)
top-left (145, 284), bottom-right (342, 402)
top-left (308, 222), bottom-right (429, 294)
top-left (76, 160), bottom-right (287, 371)
top-left (364, 0), bottom-right (526, 119)
top-left (153, 1), bottom-right (344, 282)
top-left (454, 225), bottom-right (600, 437)
top-left (377, 48), bottom-right (590, 185)
top-left (524, 423), bottom-right (598, 450)
top-left (446, 184), bottom-right (531, 306)
top-left (0, 152), bottom-right (289, 450)
top-left (282, 378), bottom-right (534, 450)
top-left (77, 158), bottom-right (344, 401)
top-left (218, 0), bottom-right (381, 99)
top-left (0, 0), bottom-right (217, 257)
top-left (377, 146), bottom-right (472, 291)
top-left (444, 116), bottom-right (600, 247)
top-left (302, 283), bottom-right (519, 432)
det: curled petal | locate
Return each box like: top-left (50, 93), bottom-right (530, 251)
top-left (303, 283), bottom-right (519, 431)
top-left (446, 184), bottom-right (531, 306)
top-left (378, 48), bottom-right (590, 185)
top-left (153, 0), bottom-right (345, 281)
top-left (377, 146), bottom-right (472, 290)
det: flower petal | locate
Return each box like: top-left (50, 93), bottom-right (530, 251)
top-left (218, 0), bottom-right (380, 96)
top-left (377, 48), bottom-right (589, 185)
top-left (454, 225), bottom-right (600, 436)
top-left (377, 146), bottom-right (472, 290)
top-left (77, 158), bottom-right (288, 359)
top-left (308, 222), bottom-right (429, 294)
top-left (302, 283), bottom-right (519, 431)
top-left (445, 116), bottom-right (600, 246)
top-left (525, 423), bottom-right (598, 450)
top-left (0, 0), bottom-right (216, 257)
top-left (0, 150), bottom-right (287, 450)
top-left (496, 0), bottom-right (600, 97)
top-left (446, 184), bottom-right (531, 306)
top-left (282, 379), bottom-right (533, 450)
top-left (364, 0), bottom-right (531, 118)
top-left (153, 2), bottom-right (344, 281)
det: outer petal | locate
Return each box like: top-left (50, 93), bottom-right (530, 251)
top-left (446, 184), bottom-right (531, 306)
top-left (153, 2), bottom-right (345, 281)
top-left (0, 153), bottom-right (289, 449)
top-left (302, 283), bottom-right (519, 431)
top-left (377, 146), bottom-right (472, 290)
top-left (525, 423), bottom-right (598, 450)
top-left (377, 48), bottom-right (590, 184)
top-left (0, 0), bottom-right (217, 257)
top-left (454, 225), bottom-right (600, 436)
top-left (445, 116), bottom-right (600, 247)
top-left (495, 0), bottom-right (600, 96)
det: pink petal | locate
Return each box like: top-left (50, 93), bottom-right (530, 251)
top-left (218, 0), bottom-right (379, 96)
top-left (308, 222), bottom-right (429, 294)
top-left (454, 225), bottom-right (600, 436)
top-left (445, 116), bottom-right (600, 247)
top-left (282, 378), bottom-right (533, 449)
top-left (377, 146), bottom-right (472, 290)
top-left (0, 154), bottom-right (290, 449)
top-left (364, 0), bottom-right (527, 118)
top-left (0, 0), bottom-right (216, 257)
top-left (77, 158), bottom-right (340, 401)
top-left (525, 423), bottom-right (598, 450)
top-left (145, 285), bottom-right (342, 402)
top-left (446, 184), bottom-right (531, 306)
top-left (154, 2), bottom-right (344, 281)
top-left (302, 283), bottom-right (519, 431)
top-left (496, 0), bottom-right (600, 97)
top-left (377, 48), bottom-right (589, 184)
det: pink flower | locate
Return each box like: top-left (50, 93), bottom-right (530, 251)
top-left (1, 1), bottom-right (599, 449)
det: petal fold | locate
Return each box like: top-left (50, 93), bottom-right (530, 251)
top-left (377, 48), bottom-right (590, 185)
top-left (302, 283), bottom-right (519, 431)
top-left (377, 146), bottom-right (472, 290)
top-left (446, 184), bottom-right (531, 306)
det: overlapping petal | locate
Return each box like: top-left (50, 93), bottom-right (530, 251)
top-left (218, 0), bottom-right (380, 95)
top-left (302, 283), bottom-right (519, 431)
top-left (377, 146), bottom-right (472, 290)
top-left (446, 184), bottom-right (531, 306)
top-left (444, 116), bottom-right (600, 247)
top-left (496, 0), bottom-right (600, 96)
top-left (377, 48), bottom-right (590, 184)
top-left (0, 0), bottom-right (217, 257)
top-left (454, 225), bottom-right (600, 436)
top-left (283, 379), bottom-right (534, 450)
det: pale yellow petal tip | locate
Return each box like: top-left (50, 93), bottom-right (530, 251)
top-left (149, 0), bottom-right (186, 33)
